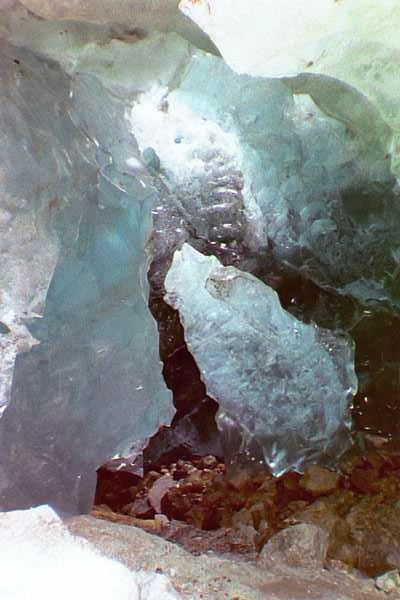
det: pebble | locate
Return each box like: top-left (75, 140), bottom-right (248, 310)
top-left (375, 569), bottom-right (400, 593)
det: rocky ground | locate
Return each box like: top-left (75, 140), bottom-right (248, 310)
top-left (67, 512), bottom-right (388, 600)
top-left (87, 436), bottom-right (400, 597)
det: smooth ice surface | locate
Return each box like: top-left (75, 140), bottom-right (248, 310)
top-left (0, 505), bottom-right (179, 600)
top-left (0, 40), bottom-right (173, 513)
top-left (165, 244), bottom-right (357, 475)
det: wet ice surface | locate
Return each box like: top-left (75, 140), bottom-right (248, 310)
top-left (0, 40), bottom-right (173, 513)
top-left (165, 244), bottom-right (357, 475)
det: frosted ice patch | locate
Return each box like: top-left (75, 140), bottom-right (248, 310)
top-left (128, 86), bottom-right (242, 184)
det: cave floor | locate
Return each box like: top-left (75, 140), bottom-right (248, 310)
top-left (94, 438), bottom-right (400, 586)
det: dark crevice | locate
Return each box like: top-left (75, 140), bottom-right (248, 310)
top-left (143, 258), bottom-right (222, 472)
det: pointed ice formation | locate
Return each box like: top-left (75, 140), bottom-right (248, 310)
top-left (165, 244), bottom-right (357, 475)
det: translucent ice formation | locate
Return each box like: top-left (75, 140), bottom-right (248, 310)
top-left (164, 51), bottom-right (399, 311)
top-left (165, 244), bottom-right (357, 475)
top-left (0, 40), bottom-right (173, 513)
top-left (125, 34), bottom-right (398, 311)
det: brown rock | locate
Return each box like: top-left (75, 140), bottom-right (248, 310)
top-left (260, 523), bottom-right (329, 569)
top-left (148, 474), bottom-right (178, 513)
top-left (124, 496), bottom-right (155, 519)
top-left (250, 503), bottom-right (266, 531)
top-left (325, 556), bottom-right (354, 573)
top-left (299, 465), bottom-right (340, 496)
top-left (340, 447), bottom-right (365, 475)
top-left (229, 523), bottom-right (257, 546)
top-left (328, 542), bottom-right (357, 570)
top-left (286, 492), bottom-right (357, 570)
top-left (345, 497), bottom-right (400, 575)
top-left (276, 471), bottom-right (303, 504)
top-left (161, 486), bottom-right (192, 520)
top-left (201, 455), bottom-right (218, 469)
top-left (348, 460), bottom-right (384, 494)
top-left (364, 434), bottom-right (391, 450)
top-left (289, 495), bottom-right (352, 537)
top-left (184, 472), bottom-right (207, 494)
top-left (231, 507), bottom-right (254, 528)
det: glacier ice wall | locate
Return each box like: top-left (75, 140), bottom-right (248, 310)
top-left (15, 0), bottom-right (220, 55)
top-left (6, 15), bottom-right (400, 310)
top-left (0, 40), bottom-right (173, 513)
top-left (0, 8), bottom-right (399, 510)
top-left (165, 244), bottom-right (357, 476)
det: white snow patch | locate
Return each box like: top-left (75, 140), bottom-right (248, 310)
top-left (0, 505), bottom-right (179, 600)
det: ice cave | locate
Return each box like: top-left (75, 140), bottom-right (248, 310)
top-left (1, 1), bottom-right (400, 598)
